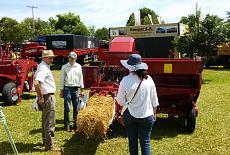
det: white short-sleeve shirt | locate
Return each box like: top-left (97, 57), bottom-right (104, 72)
top-left (35, 61), bottom-right (56, 94)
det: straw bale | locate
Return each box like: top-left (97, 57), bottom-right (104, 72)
top-left (76, 93), bottom-right (115, 139)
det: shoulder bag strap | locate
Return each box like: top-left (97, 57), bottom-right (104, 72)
top-left (129, 78), bottom-right (143, 104)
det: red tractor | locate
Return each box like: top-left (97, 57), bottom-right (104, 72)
top-left (83, 37), bottom-right (203, 133)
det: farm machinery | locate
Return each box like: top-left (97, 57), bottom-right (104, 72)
top-left (82, 37), bottom-right (203, 133)
top-left (21, 34), bottom-right (100, 66)
top-left (0, 47), bottom-right (37, 105)
top-left (205, 42), bottom-right (230, 68)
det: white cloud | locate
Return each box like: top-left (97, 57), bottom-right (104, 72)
top-left (157, 0), bottom-right (230, 22)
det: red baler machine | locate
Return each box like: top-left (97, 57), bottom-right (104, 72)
top-left (83, 37), bottom-right (203, 133)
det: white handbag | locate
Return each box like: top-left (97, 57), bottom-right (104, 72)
top-left (77, 93), bottom-right (88, 111)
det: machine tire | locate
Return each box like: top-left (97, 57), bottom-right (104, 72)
top-left (2, 82), bottom-right (18, 105)
top-left (185, 107), bottom-right (196, 133)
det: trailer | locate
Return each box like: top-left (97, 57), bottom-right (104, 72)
top-left (21, 34), bottom-right (100, 66)
top-left (82, 37), bottom-right (203, 133)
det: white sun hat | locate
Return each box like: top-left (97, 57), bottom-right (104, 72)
top-left (120, 54), bottom-right (148, 71)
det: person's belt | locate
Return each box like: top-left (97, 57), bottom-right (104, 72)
top-left (43, 93), bottom-right (54, 96)
top-left (64, 86), bottom-right (79, 88)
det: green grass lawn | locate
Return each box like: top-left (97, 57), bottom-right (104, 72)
top-left (0, 69), bottom-right (230, 155)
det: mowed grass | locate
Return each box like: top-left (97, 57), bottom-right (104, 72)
top-left (0, 69), bottom-right (230, 155)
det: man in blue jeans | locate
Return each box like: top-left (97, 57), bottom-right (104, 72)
top-left (59, 52), bottom-right (84, 132)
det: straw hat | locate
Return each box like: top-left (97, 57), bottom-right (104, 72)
top-left (42, 50), bottom-right (55, 58)
top-left (120, 54), bottom-right (148, 71)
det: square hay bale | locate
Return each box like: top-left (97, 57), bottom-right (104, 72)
top-left (76, 94), bottom-right (115, 139)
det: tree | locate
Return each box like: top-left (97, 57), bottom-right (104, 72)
top-left (95, 27), bottom-right (109, 40)
top-left (14, 22), bottom-right (32, 45)
top-left (0, 17), bottom-right (30, 46)
top-left (88, 25), bottom-right (96, 36)
top-left (22, 18), bottom-right (54, 37)
top-left (227, 11), bottom-right (230, 22)
top-left (55, 12), bottom-right (89, 35)
top-left (175, 5), bottom-right (202, 58)
top-left (0, 17), bottom-right (34, 48)
top-left (174, 13), bottom-right (227, 63)
top-left (225, 11), bottom-right (230, 39)
top-left (126, 7), bottom-right (159, 26)
top-left (180, 4), bottom-right (202, 32)
top-left (0, 17), bottom-right (19, 43)
top-left (20, 18), bottom-right (34, 39)
top-left (201, 14), bottom-right (227, 55)
top-left (48, 17), bottom-right (57, 29)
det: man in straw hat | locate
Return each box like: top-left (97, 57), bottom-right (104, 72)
top-left (34, 50), bottom-right (59, 151)
top-left (59, 51), bottom-right (84, 132)
top-left (116, 54), bottom-right (159, 155)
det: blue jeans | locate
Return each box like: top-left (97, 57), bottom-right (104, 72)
top-left (64, 86), bottom-right (79, 128)
top-left (123, 109), bottom-right (154, 155)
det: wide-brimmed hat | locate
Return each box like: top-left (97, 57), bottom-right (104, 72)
top-left (42, 50), bottom-right (55, 58)
top-left (120, 54), bottom-right (148, 71)
top-left (68, 52), bottom-right (77, 59)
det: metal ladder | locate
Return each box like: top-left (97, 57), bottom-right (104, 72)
top-left (0, 106), bottom-right (19, 155)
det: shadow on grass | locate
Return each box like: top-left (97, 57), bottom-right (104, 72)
top-left (27, 117), bottom-right (190, 154)
top-left (107, 117), bottom-right (189, 141)
top-left (202, 79), bottom-right (211, 84)
top-left (56, 119), bottom-right (64, 124)
top-left (29, 126), bottom-right (66, 135)
top-left (107, 120), bottom-right (126, 138)
top-left (59, 117), bottom-right (188, 154)
top-left (51, 64), bottom-right (62, 70)
top-left (0, 141), bottom-right (43, 154)
top-left (0, 98), bottom-right (18, 107)
top-left (151, 117), bottom-right (187, 140)
top-left (21, 93), bottom-right (36, 100)
top-left (29, 119), bottom-right (77, 135)
top-left (108, 117), bottom-right (189, 140)
top-left (61, 134), bottom-right (101, 155)
top-left (0, 93), bottom-right (36, 106)
top-left (59, 120), bottom-right (124, 155)
top-left (207, 67), bottom-right (230, 71)
top-left (0, 97), bottom-right (4, 106)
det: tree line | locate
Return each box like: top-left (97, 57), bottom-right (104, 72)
top-left (0, 7), bottom-right (229, 62)
top-left (0, 12), bottom-right (109, 46)
top-left (174, 6), bottom-right (230, 63)
top-left (0, 7), bottom-right (160, 47)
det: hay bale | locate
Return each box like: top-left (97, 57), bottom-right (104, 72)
top-left (76, 93), bottom-right (115, 139)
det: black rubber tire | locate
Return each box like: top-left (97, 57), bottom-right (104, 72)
top-left (185, 107), bottom-right (196, 133)
top-left (2, 82), bottom-right (18, 105)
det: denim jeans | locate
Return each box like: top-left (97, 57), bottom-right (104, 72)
top-left (64, 86), bottom-right (79, 128)
top-left (123, 109), bottom-right (154, 155)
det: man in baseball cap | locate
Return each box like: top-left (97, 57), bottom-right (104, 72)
top-left (68, 51), bottom-right (77, 59)
top-left (59, 51), bottom-right (84, 132)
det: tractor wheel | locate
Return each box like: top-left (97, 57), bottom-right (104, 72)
top-left (185, 107), bottom-right (196, 133)
top-left (2, 82), bottom-right (18, 105)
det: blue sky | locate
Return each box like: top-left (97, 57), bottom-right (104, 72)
top-left (0, 0), bottom-right (229, 28)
